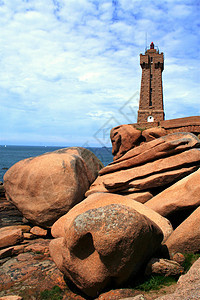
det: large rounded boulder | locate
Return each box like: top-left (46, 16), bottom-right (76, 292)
top-left (3, 147), bottom-right (103, 228)
top-left (50, 193), bottom-right (166, 297)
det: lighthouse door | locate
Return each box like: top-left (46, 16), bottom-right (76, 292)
top-left (147, 116), bottom-right (154, 122)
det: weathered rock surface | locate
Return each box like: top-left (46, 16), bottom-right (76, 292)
top-left (0, 225), bottom-right (31, 233)
top-left (0, 239), bottom-right (68, 299)
top-left (0, 244), bottom-right (25, 259)
top-left (145, 168), bottom-right (200, 218)
top-left (51, 193), bottom-right (172, 243)
top-left (3, 147), bottom-right (103, 228)
top-left (104, 165), bottom-right (198, 192)
top-left (30, 226), bottom-right (47, 237)
top-left (0, 238), bottom-right (51, 260)
top-left (119, 191), bottom-right (153, 203)
top-left (87, 148), bottom-right (200, 197)
top-left (155, 257), bottom-right (200, 299)
top-left (165, 206), bottom-right (200, 256)
top-left (142, 127), bottom-right (167, 142)
top-left (23, 232), bottom-right (36, 240)
top-left (145, 258), bottom-right (184, 277)
top-left (86, 133), bottom-right (200, 200)
top-left (101, 132), bottom-right (200, 175)
top-left (110, 124), bottom-right (168, 161)
top-left (0, 228), bottom-right (24, 249)
top-left (110, 125), bottom-right (142, 160)
top-left (87, 165), bottom-right (198, 200)
top-left (50, 193), bottom-right (164, 297)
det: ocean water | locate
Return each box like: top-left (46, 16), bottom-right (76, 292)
top-left (0, 145), bottom-right (113, 182)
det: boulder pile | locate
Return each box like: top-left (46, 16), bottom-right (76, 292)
top-left (2, 130), bottom-right (200, 298)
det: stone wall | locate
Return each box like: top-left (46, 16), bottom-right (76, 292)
top-left (133, 116), bottom-right (200, 135)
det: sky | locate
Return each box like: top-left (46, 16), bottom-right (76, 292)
top-left (0, 0), bottom-right (199, 147)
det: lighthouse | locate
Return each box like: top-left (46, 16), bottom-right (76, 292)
top-left (137, 42), bottom-right (165, 123)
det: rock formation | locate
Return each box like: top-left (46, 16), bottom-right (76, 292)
top-left (145, 258), bottom-right (184, 277)
top-left (51, 193), bottom-right (173, 243)
top-left (142, 127), bottom-right (167, 142)
top-left (3, 147), bottom-right (103, 228)
top-left (86, 133), bottom-right (200, 204)
top-left (111, 116), bottom-right (200, 159)
top-left (165, 206), bottom-right (200, 256)
top-left (0, 227), bottom-right (24, 249)
top-left (145, 168), bottom-right (200, 221)
top-left (110, 125), bottom-right (142, 160)
top-left (1, 124), bottom-right (200, 298)
top-left (50, 193), bottom-right (165, 297)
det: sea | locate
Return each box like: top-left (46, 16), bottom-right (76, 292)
top-left (0, 145), bottom-right (113, 182)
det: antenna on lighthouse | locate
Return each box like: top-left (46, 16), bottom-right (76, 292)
top-left (145, 32), bottom-right (148, 53)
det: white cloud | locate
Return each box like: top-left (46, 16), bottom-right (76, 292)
top-left (87, 110), bottom-right (114, 119)
top-left (0, 0), bottom-right (199, 146)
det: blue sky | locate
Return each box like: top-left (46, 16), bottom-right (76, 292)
top-left (0, 0), bottom-right (199, 147)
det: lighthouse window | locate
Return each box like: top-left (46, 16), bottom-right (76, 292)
top-left (150, 74), bottom-right (152, 79)
top-left (151, 57), bottom-right (153, 63)
top-left (149, 88), bottom-right (152, 106)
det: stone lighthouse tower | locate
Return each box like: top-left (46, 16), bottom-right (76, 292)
top-left (137, 42), bottom-right (165, 123)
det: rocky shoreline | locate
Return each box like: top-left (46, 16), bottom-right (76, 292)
top-left (0, 191), bottom-right (200, 300)
top-left (1, 128), bottom-right (200, 299)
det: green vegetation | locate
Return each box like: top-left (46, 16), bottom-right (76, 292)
top-left (132, 252), bottom-right (200, 293)
top-left (183, 253), bottom-right (200, 273)
top-left (136, 127), bottom-right (147, 132)
top-left (40, 286), bottom-right (63, 300)
top-left (135, 275), bottom-right (177, 292)
top-left (35, 251), bottom-right (43, 254)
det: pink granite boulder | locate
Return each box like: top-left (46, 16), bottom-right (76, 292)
top-left (4, 147), bottom-right (103, 228)
top-left (145, 168), bottom-right (200, 218)
top-left (110, 125), bottom-right (142, 160)
top-left (165, 206), bottom-right (200, 256)
top-left (50, 193), bottom-right (171, 297)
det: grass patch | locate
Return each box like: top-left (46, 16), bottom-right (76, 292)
top-left (183, 253), bottom-right (200, 273)
top-left (40, 285), bottom-right (63, 300)
top-left (136, 127), bottom-right (147, 132)
top-left (135, 275), bottom-right (177, 292)
top-left (133, 252), bottom-right (200, 292)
